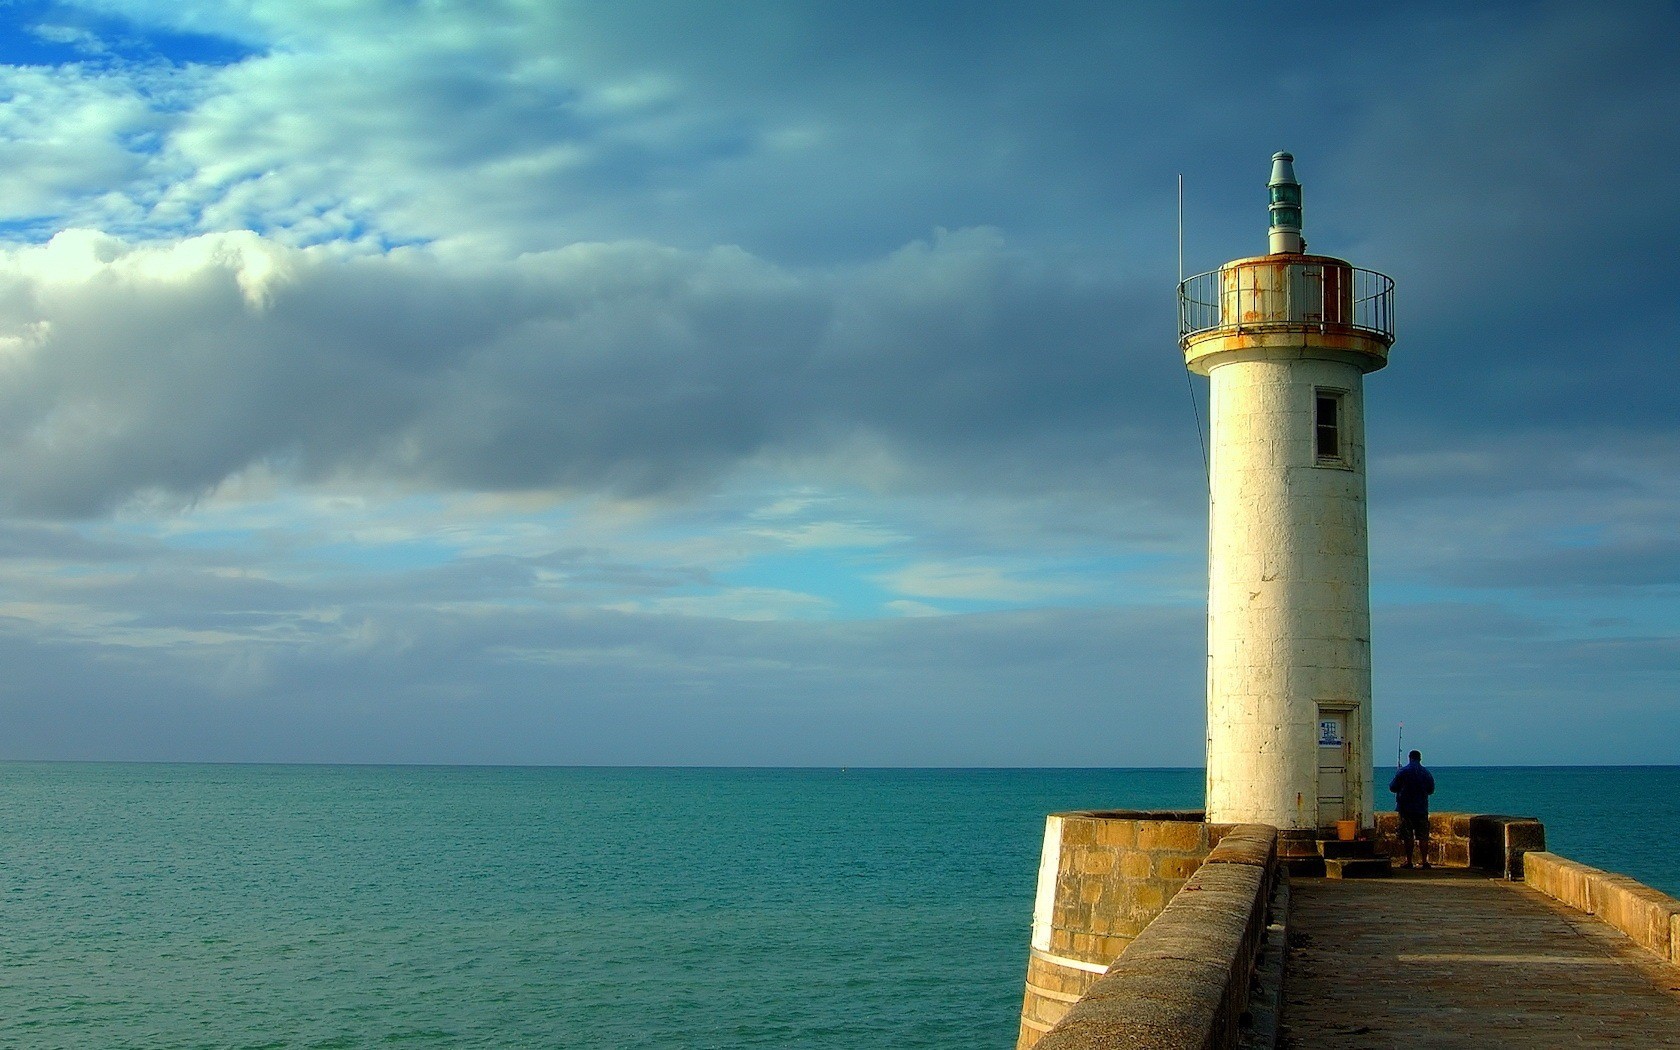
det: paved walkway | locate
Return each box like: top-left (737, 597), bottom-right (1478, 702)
top-left (1284, 869), bottom-right (1680, 1048)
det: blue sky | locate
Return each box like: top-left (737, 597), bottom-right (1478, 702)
top-left (0, 0), bottom-right (1674, 765)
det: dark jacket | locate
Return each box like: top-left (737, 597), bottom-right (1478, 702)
top-left (1389, 760), bottom-right (1435, 816)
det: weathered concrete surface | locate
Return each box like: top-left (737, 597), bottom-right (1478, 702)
top-left (1285, 869), bottom-right (1680, 1047)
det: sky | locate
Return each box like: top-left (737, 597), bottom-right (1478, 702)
top-left (0, 0), bottom-right (1673, 767)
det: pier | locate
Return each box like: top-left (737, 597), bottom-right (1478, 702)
top-left (1019, 813), bottom-right (1680, 1049)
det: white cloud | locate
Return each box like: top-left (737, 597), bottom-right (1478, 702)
top-left (885, 599), bottom-right (946, 618)
top-left (0, 64), bottom-right (179, 223)
top-left (608, 587), bottom-right (832, 622)
top-left (878, 561), bottom-right (1088, 603)
top-left (749, 520), bottom-right (902, 551)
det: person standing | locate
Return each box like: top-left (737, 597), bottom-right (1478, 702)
top-left (1389, 750), bottom-right (1435, 869)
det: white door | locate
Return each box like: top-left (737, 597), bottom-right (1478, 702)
top-left (1317, 711), bottom-right (1347, 826)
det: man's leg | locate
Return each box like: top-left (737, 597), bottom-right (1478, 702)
top-left (1418, 816), bottom-right (1431, 869)
top-left (1398, 821), bottom-right (1414, 867)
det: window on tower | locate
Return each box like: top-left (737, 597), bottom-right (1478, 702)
top-left (1315, 392), bottom-right (1342, 462)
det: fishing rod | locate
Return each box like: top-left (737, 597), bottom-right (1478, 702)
top-left (1397, 721), bottom-right (1404, 769)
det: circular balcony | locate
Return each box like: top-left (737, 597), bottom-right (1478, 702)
top-left (1178, 256), bottom-right (1394, 348)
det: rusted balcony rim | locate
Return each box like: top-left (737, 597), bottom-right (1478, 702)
top-left (1178, 263), bottom-right (1395, 346)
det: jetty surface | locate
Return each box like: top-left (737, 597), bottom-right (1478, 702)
top-left (1285, 869), bottom-right (1680, 1047)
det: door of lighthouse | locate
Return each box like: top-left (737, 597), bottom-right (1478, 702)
top-left (1316, 709), bottom-right (1349, 826)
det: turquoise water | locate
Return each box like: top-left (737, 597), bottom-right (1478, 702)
top-left (1, 764), bottom-right (1675, 1047)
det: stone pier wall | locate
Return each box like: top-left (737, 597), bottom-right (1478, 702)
top-left (1032, 825), bottom-right (1279, 1050)
top-left (1017, 811), bottom-right (1230, 1048)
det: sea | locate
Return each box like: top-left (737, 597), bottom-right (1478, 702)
top-left (2, 763), bottom-right (1676, 1048)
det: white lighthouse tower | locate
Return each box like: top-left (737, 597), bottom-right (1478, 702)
top-left (1178, 153), bottom-right (1395, 832)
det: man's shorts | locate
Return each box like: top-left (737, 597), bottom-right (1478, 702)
top-left (1397, 813), bottom-right (1429, 840)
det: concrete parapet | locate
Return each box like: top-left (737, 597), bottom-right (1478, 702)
top-left (1524, 851), bottom-right (1680, 964)
top-left (1468, 814), bottom-right (1545, 879)
top-left (1204, 825), bottom-right (1276, 869)
top-left (1522, 852), bottom-right (1605, 913)
top-left (1372, 811), bottom-right (1542, 877)
top-left (1032, 825), bottom-right (1277, 1050)
top-left (1397, 811), bottom-right (1469, 867)
top-left (1596, 876), bottom-right (1680, 961)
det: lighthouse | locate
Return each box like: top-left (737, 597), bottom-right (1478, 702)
top-left (1178, 153), bottom-right (1395, 831)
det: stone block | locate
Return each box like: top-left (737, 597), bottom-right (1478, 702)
top-left (1524, 852), bottom-right (1605, 913)
top-left (1594, 876), bottom-right (1680, 961)
top-left (1061, 819), bottom-right (1096, 847)
top-left (1032, 1014), bottom-right (1196, 1050)
top-left (1080, 848), bottom-right (1117, 877)
top-left (1276, 830), bottom-right (1324, 860)
top-left (1185, 860), bottom-right (1265, 899)
top-left (1154, 855), bottom-right (1203, 880)
top-left (1372, 811), bottom-right (1399, 849)
top-left (1080, 956), bottom-right (1229, 1005)
top-left (1469, 814), bottom-right (1515, 874)
top-left (1091, 933), bottom-right (1131, 962)
top-left (1023, 993), bottom-right (1073, 1033)
top-left (1468, 815), bottom-right (1546, 879)
top-left (1137, 820), bottom-right (1207, 852)
top-left (1324, 856), bottom-right (1391, 879)
top-left (1317, 839), bottom-right (1373, 859)
top-left (1521, 851), bottom-right (1562, 901)
top-left (1119, 851), bottom-right (1153, 880)
top-left (1204, 823), bottom-right (1275, 867)
top-left (1129, 882), bottom-right (1165, 916)
top-left (1026, 954), bottom-right (1095, 998)
top-left (1064, 964), bottom-right (1231, 1046)
top-left (1053, 873), bottom-right (1075, 907)
top-left (1523, 854), bottom-right (1680, 963)
top-left (1089, 891), bottom-right (1116, 921)
top-left (1094, 819), bottom-right (1137, 849)
top-left (1504, 818), bottom-right (1546, 853)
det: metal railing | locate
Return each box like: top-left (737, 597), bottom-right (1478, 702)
top-left (1178, 264), bottom-right (1394, 345)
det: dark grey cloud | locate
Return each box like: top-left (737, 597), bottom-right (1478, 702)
top-left (0, 229), bottom-right (1191, 517)
top-left (1331, 5), bottom-right (1680, 442)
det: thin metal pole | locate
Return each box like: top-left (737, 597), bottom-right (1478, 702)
top-left (1178, 174), bottom-right (1209, 486)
